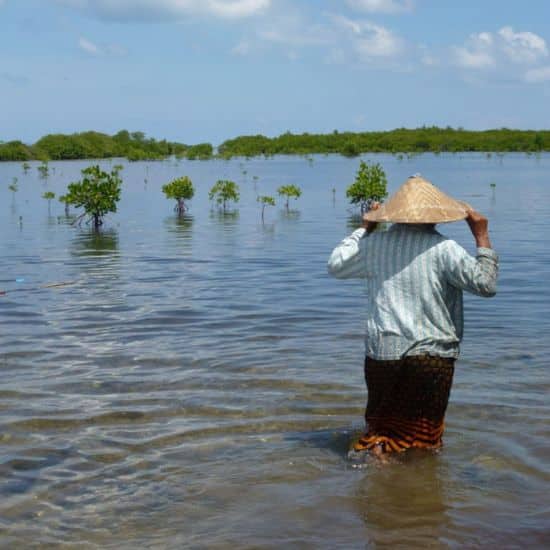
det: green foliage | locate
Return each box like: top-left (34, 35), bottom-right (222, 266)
top-left (258, 195), bottom-right (275, 206)
top-left (208, 180), bottom-right (240, 210)
top-left (185, 143), bottom-right (213, 160)
top-left (0, 130), bottom-right (187, 162)
top-left (22, 162), bottom-right (31, 173)
top-left (42, 191), bottom-right (55, 201)
top-left (8, 182), bottom-right (18, 193)
top-left (341, 141), bottom-right (360, 157)
top-left (346, 161), bottom-right (388, 212)
top-left (217, 127), bottom-right (550, 158)
top-left (277, 184), bottom-right (302, 209)
top-left (258, 195), bottom-right (275, 220)
top-left (0, 141), bottom-right (33, 161)
top-left (62, 165), bottom-right (122, 229)
top-left (162, 176), bottom-right (195, 215)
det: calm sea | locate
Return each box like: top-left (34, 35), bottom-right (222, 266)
top-left (1, 153), bottom-right (549, 548)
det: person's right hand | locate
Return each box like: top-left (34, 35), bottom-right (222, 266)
top-left (363, 202), bottom-right (381, 234)
top-left (466, 209), bottom-right (492, 248)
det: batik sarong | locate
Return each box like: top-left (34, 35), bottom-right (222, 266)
top-left (353, 354), bottom-right (455, 454)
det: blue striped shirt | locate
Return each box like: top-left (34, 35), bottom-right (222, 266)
top-left (327, 224), bottom-right (499, 359)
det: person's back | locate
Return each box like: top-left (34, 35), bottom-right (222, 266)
top-left (334, 223), bottom-right (497, 359)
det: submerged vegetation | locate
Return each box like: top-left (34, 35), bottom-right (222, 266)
top-left (209, 180), bottom-right (240, 211)
top-left (258, 195), bottom-right (275, 221)
top-left (162, 176), bottom-right (195, 215)
top-left (61, 165), bottom-right (122, 229)
top-left (277, 184), bottom-right (302, 210)
top-left (347, 161), bottom-right (388, 213)
top-left (1, 127), bottom-right (550, 163)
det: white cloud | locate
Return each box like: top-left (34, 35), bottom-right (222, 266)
top-left (78, 37), bottom-right (126, 56)
top-left (498, 26), bottom-right (547, 64)
top-left (454, 48), bottom-right (494, 69)
top-left (346, 0), bottom-right (413, 14)
top-left (453, 27), bottom-right (548, 71)
top-left (356, 23), bottom-right (403, 58)
top-left (79, 37), bottom-right (100, 55)
top-left (256, 14), bottom-right (331, 47)
top-left (524, 65), bottom-right (550, 83)
top-left (332, 15), bottom-right (403, 60)
top-left (453, 32), bottom-right (495, 69)
top-left (57, 0), bottom-right (270, 21)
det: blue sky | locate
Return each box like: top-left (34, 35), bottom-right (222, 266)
top-left (1, 0), bottom-right (550, 145)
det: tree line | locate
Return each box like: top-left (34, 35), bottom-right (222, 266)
top-left (2, 127), bottom-right (549, 162)
top-left (218, 127), bottom-right (550, 157)
top-left (0, 130), bottom-right (210, 162)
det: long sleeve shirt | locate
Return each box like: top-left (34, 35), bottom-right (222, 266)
top-left (327, 223), bottom-right (499, 360)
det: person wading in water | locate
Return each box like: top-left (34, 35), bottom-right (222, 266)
top-left (327, 175), bottom-right (498, 457)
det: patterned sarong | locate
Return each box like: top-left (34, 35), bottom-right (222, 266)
top-left (353, 355), bottom-right (455, 454)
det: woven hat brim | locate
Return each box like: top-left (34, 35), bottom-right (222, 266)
top-left (364, 177), bottom-right (472, 224)
top-left (365, 203), bottom-right (470, 224)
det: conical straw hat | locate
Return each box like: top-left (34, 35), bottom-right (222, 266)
top-left (364, 175), bottom-right (470, 224)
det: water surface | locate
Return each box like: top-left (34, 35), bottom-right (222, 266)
top-left (1, 153), bottom-right (549, 548)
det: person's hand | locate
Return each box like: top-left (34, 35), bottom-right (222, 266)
top-left (362, 202), bottom-right (381, 234)
top-left (466, 208), bottom-right (492, 248)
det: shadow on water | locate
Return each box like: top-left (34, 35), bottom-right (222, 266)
top-left (286, 427), bottom-right (354, 457)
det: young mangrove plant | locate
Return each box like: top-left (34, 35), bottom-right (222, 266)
top-left (42, 191), bottom-right (55, 207)
top-left (42, 191), bottom-right (55, 215)
top-left (62, 165), bottom-right (122, 229)
top-left (277, 184), bottom-right (302, 210)
top-left (58, 194), bottom-right (70, 216)
top-left (346, 160), bottom-right (388, 213)
top-left (162, 176), bottom-right (194, 216)
top-left (22, 162), bottom-right (31, 174)
top-left (8, 178), bottom-right (18, 195)
top-left (37, 161), bottom-right (49, 180)
top-left (258, 195), bottom-right (275, 221)
top-left (208, 180), bottom-right (240, 211)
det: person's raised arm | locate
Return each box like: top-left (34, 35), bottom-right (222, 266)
top-left (444, 209), bottom-right (498, 297)
top-left (327, 203), bottom-right (380, 279)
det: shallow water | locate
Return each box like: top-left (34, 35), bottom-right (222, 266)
top-left (1, 153), bottom-right (549, 548)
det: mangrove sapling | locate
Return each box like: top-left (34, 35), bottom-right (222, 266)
top-left (8, 179), bottom-right (18, 200)
top-left (208, 180), bottom-right (240, 211)
top-left (42, 191), bottom-right (55, 213)
top-left (59, 195), bottom-right (70, 216)
top-left (346, 160), bottom-right (388, 214)
top-left (37, 161), bottom-right (49, 180)
top-left (162, 176), bottom-right (194, 216)
top-left (258, 195), bottom-right (275, 221)
top-left (62, 165), bottom-right (122, 229)
top-left (277, 184), bottom-right (302, 210)
top-left (22, 162), bottom-right (31, 174)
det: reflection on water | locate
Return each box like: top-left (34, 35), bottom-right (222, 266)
top-left (71, 229), bottom-right (119, 257)
top-left (279, 208), bottom-right (301, 222)
top-left (356, 453), bottom-right (450, 547)
top-left (163, 215), bottom-right (194, 254)
top-left (209, 209), bottom-right (240, 224)
top-left (0, 154), bottom-right (549, 548)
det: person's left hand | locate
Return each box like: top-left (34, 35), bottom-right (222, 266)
top-left (362, 202), bottom-right (381, 234)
